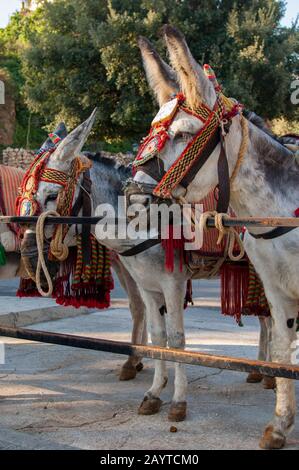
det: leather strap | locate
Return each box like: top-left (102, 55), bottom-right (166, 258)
top-left (216, 133), bottom-right (230, 213)
top-left (81, 171), bottom-right (92, 266)
top-left (71, 171), bottom-right (92, 265)
top-left (180, 127), bottom-right (220, 189)
top-left (136, 157), bottom-right (166, 182)
top-left (120, 238), bottom-right (161, 257)
top-left (249, 226), bottom-right (297, 240)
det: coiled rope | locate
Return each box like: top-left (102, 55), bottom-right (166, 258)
top-left (35, 210), bottom-right (69, 297)
top-left (199, 211), bottom-right (245, 262)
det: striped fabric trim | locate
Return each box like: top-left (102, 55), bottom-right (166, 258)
top-left (0, 165), bottom-right (25, 251)
top-left (0, 165), bottom-right (24, 216)
top-left (154, 100), bottom-right (224, 198)
top-left (41, 168), bottom-right (69, 186)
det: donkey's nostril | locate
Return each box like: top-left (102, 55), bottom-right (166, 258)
top-left (127, 195), bottom-right (152, 219)
top-left (129, 195), bottom-right (152, 206)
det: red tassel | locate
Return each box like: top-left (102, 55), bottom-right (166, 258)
top-left (220, 263), bottom-right (249, 323)
top-left (162, 225), bottom-right (185, 273)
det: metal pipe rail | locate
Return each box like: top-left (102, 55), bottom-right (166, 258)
top-left (1, 214), bottom-right (299, 229)
top-left (1, 326), bottom-right (299, 380)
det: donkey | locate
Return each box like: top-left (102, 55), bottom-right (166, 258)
top-left (19, 116), bottom-right (190, 421)
top-left (0, 157), bottom-right (145, 381)
top-left (134, 26), bottom-right (299, 449)
top-left (19, 113), bottom-right (275, 424)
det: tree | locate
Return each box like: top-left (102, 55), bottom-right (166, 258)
top-left (2, 0), bottom-right (298, 149)
top-left (0, 10), bottom-right (46, 148)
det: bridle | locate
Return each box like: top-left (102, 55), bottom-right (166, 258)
top-left (131, 83), bottom-right (242, 215)
top-left (16, 133), bottom-right (93, 263)
top-left (130, 65), bottom-right (297, 242)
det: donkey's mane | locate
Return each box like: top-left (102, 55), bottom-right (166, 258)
top-left (243, 110), bottom-right (299, 192)
top-left (244, 109), bottom-right (298, 147)
top-left (84, 151), bottom-right (132, 181)
top-left (243, 110), bottom-right (277, 140)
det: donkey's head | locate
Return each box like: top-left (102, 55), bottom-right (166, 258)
top-left (134, 26), bottom-right (242, 203)
top-left (20, 110), bottom-right (97, 280)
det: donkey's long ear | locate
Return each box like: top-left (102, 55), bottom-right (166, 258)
top-left (138, 36), bottom-right (178, 106)
top-left (40, 122), bottom-right (68, 152)
top-left (52, 108), bottom-right (97, 162)
top-left (162, 25), bottom-right (216, 109)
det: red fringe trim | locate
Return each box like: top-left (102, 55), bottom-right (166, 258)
top-left (220, 263), bottom-right (249, 323)
top-left (17, 278), bottom-right (41, 298)
top-left (161, 226), bottom-right (185, 273)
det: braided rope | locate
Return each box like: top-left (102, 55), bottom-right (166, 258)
top-left (230, 115), bottom-right (249, 187)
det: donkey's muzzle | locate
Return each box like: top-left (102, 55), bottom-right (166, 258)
top-left (21, 230), bottom-right (59, 284)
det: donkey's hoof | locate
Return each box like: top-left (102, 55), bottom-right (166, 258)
top-left (246, 372), bottom-right (263, 384)
top-left (136, 362), bottom-right (144, 372)
top-left (119, 365), bottom-right (137, 381)
top-left (168, 402), bottom-right (187, 422)
top-left (138, 396), bottom-right (162, 416)
top-left (262, 376), bottom-right (276, 390)
top-left (259, 426), bottom-right (286, 450)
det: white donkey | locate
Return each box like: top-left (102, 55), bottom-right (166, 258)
top-left (20, 112), bottom-right (273, 424)
top-left (134, 26), bottom-right (299, 449)
top-left (0, 160), bottom-right (146, 381)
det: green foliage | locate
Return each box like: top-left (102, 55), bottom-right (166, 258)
top-left (0, 10), bottom-right (47, 148)
top-left (0, 0), bottom-right (298, 149)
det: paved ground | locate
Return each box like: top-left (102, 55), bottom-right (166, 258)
top-left (1, 301), bottom-right (299, 450)
top-left (0, 276), bottom-right (221, 327)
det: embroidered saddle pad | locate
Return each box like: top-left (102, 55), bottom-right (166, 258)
top-left (0, 165), bottom-right (24, 252)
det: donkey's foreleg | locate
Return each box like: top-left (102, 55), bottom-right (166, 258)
top-left (247, 316), bottom-right (268, 384)
top-left (259, 295), bottom-right (297, 450)
top-left (138, 289), bottom-right (168, 416)
top-left (261, 317), bottom-right (276, 390)
top-left (163, 281), bottom-right (188, 422)
top-left (112, 259), bottom-right (146, 380)
top-left (246, 316), bottom-right (274, 386)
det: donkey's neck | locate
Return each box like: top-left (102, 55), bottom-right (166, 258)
top-left (89, 154), bottom-right (131, 212)
top-left (231, 121), bottom-right (299, 220)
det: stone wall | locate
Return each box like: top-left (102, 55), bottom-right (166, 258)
top-left (2, 148), bottom-right (35, 169)
top-left (1, 148), bottom-right (134, 170)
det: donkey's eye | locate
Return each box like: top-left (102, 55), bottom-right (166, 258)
top-left (45, 194), bottom-right (58, 205)
top-left (175, 132), bottom-right (192, 141)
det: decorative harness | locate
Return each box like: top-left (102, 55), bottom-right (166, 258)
top-left (16, 133), bottom-right (93, 263)
top-left (132, 65), bottom-right (242, 215)
top-left (132, 65), bottom-right (298, 242)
